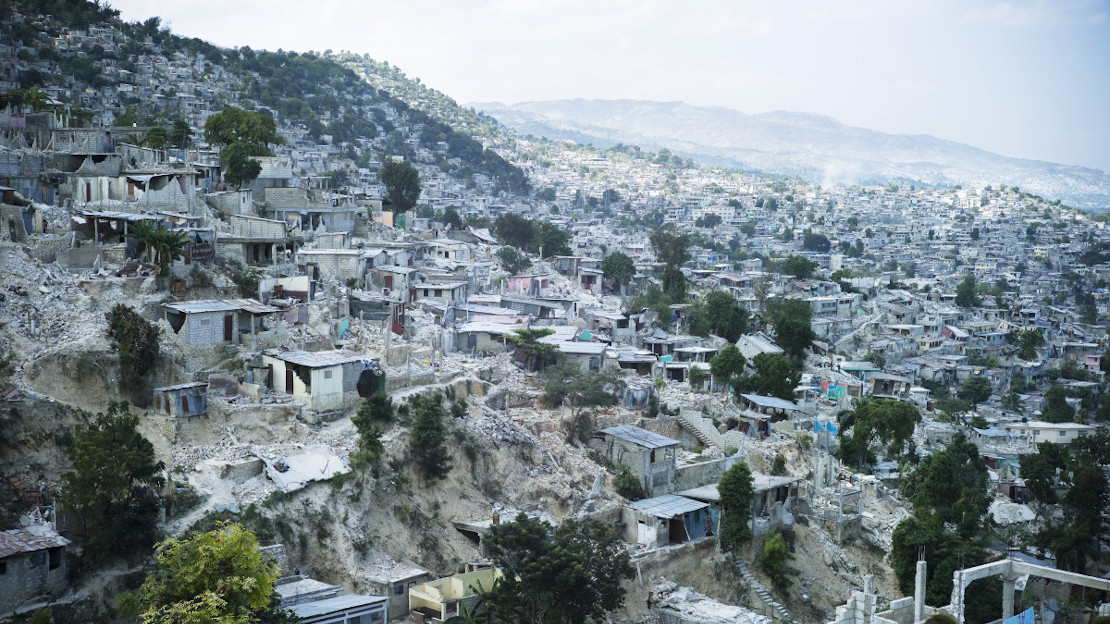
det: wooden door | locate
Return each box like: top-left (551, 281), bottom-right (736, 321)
top-left (285, 369), bottom-right (294, 394)
top-left (223, 315), bottom-right (233, 341)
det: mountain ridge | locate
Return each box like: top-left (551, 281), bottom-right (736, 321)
top-left (475, 98), bottom-right (1110, 209)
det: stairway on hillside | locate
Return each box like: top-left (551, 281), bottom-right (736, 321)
top-left (736, 559), bottom-right (800, 624)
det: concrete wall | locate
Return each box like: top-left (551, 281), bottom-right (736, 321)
top-left (179, 310), bottom-right (238, 346)
top-left (208, 190), bottom-right (252, 217)
top-left (230, 214), bottom-right (286, 239)
top-left (674, 457), bottom-right (735, 491)
top-left (0, 548), bottom-right (67, 614)
top-left (301, 251), bottom-right (364, 283)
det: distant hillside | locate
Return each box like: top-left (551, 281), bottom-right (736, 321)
top-left (0, 0), bottom-right (529, 194)
top-left (476, 99), bottom-right (1110, 210)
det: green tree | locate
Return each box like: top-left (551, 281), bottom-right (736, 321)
top-left (709, 345), bottom-right (746, 388)
top-left (759, 531), bottom-right (794, 591)
top-left (781, 255), bottom-right (817, 279)
top-left (204, 106), bottom-right (282, 155)
top-left (350, 392), bottom-right (392, 473)
top-left (542, 363), bottom-right (622, 443)
top-left (1016, 329), bottom-right (1044, 361)
top-left (650, 226), bottom-right (691, 301)
top-left (409, 394), bottom-right (451, 481)
top-left (484, 513), bottom-right (633, 624)
top-left (222, 141), bottom-right (263, 189)
top-left (688, 365), bottom-right (705, 391)
top-left (773, 299), bottom-right (815, 361)
top-left (718, 461), bottom-right (754, 551)
top-left (737, 353), bottom-right (800, 401)
top-left (108, 304), bottom-right (160, 403)
top-left (613, 464), bottom-right (647, 501)
top-left (148, 227), bottom-right (188, 276)
top-left (529, 222), bottom-right (570, 256)
top-left (496, 246), bottom-right (531, 275)
top-left (442, 207), bottom-right (464, 229)
top-left (957, 376), bottom-right (992, 408)
top-left (1041, 384), bottom-right (1075, 423)
top-left (902, 433), bottom-right (989, 539)
top-left (143, 126), bottom-right (168, 150)
top-left (802, 232), bottom-right (831, 252)
top-left (837, 398), bottom-right (921, 466)
top-left (60, 402), bottom-right (165, 566)
top-left (493, 213), bottom-right (535, 249)
top-left (380, 159), bottom-right (422, 216)
top-left (687, 291), bottom-right (750, 342)
top-left (169, 118), bottom-right (193, 148)
top-left (508, 328), bottom-right (557, 371)
top-left (600, 251), bottom-right (635, 291)
top-left (955, 275), bottom-right (980, 308)
top-left (138, 522), bottom-right (287, 624)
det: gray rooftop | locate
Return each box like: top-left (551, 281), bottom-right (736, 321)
top-left (628, 494), bottom-right (708, 518)
top-left (266, 349), bottom-right (365, 368)
top-left (164, 300), bottom-right (242, 314)
top-left (288, 594), bottom-right (387, 618)
top-left (740, 394), bottom-right (800, 411)
top-left (599, 425), bottom-right (679, 449)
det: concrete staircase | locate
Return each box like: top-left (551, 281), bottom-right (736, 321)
top-left (736, 559), bottom-right (800, 624)
top-left (677, 409), bottom-right (749, 451)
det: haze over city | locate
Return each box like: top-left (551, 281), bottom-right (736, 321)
top-left (107, 0), bottom-right (1110, 171)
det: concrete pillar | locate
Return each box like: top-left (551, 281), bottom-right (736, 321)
top-left (1002, 576), bottom-right (1016, 620)
top-left (915, 559), bottom-right (927, 624)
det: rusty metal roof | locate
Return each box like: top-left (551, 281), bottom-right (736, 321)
top-left (0, 524), bottom-right (70, 560)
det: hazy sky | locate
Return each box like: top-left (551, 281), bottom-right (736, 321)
top-left (109, 0), bottom-right (1110, 171)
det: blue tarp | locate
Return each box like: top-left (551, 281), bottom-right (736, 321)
top-left (1003, 607), bottom-right (1034, 624)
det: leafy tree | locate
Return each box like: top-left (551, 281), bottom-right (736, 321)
top-left (529, 221), bottom-right (571, 256)
top-left (143, 126), bottom-right (168, 149)
top-left (409, 393), bottom-right (451, 481)
top-left (484, 513), bottom-right (633, 624)
top-left (1015, 329), bottom-right (1044, 361)
top-left (695, 214), bottom-right (722, 228)
top-left (203, 106), bottom-right (282, 155)
top-left (736, 353), bottom-right (800, 401)
top-left (542, 363), bottom-right (622, 443)
top-left (902, 433), bottom-right (989, 539)
top-left (650, 226), bottom-right (691, 301)
top-left (773, 299), bottom-right (815, 361)
top-left (1041, 384), bottom-right (1075, 423)
top-left (600, 251), bottom-right (635, 291)
top-left (380, 159), bottom-right (422, 216)
top-left (837, 398), bottom-right (921, 466)
top-left (955, 275), bottom-right (980, 308)
top-left (108, 304), bottom-right (160, 403)
top-left (496, 246), bottom-right (531, 275)
top-left (442, 207), bottom-right (464, 229)
top-left (802, 232), bottom-right (831, 252)
top-left (613, 464), bottom-right (647, 501)
top-left (60, 402), bottom-right (165, 566)
top-left (957, 376), bottom-right (992, 408)
top-left (771, 454), bottom-right (787, 476)
top-left (222, 141), bottom-right (263, 189)
top-left (148, 227), bottom-right (188, 276)
top-left (138, 522), bottom-right (288, 624)
top-left (709, 345), bottom-right (746, 388)
top-left (688, 365), bottom-right (705, 391)
top-left (891, 515), bottom-right (988, 608)
top-left (687, 291), bottom-right (750, 342)
top-left (780, 255), bottom-right (816, 279)
top-left (508, 328), bottom-right (557, 371)
top-left (351, 392), bottom-right (392, 473)
top-left (718, 461), bottom-right (754, 551)
top-left (493, 213), bottom-right (535, 249)
top-left (169, 118), bottom-right (193, 148)
top-left (759, 531), bottom-right (794, 591)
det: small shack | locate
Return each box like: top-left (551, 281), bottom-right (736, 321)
top-left (164, 300), bottom-right (242, 345)
top-left (287, 594), bottom-right (388, 624)
top-left (260, 349), bottom-right (365, 411)
top-left (363, 557), bottom-right (432, 619)
top-left (593, 425), bottom-right (678, 496)
top-left (0, 523), bottom-right (71, 614)
top-left (152, 381), bottom-right (209, 417)
top-left (622, 494), bottom-right (711, 548)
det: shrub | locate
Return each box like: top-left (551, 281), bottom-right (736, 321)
top-left (108, 305), bottom-right (160, 406)
top-left (614, 464), bottom-right (647, 501)
top-left (759, 531), bottom-right (794, 591)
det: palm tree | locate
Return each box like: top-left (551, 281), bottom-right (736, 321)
top-left (148, 228), bottom-right (188, 276)
top-left (125, 219), bottom-right (156, 263)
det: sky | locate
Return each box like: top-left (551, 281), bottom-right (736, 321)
top-left (108, 0), bottom-right (1110, 171)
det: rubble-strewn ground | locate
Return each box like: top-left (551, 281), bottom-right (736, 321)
top-left (0, 238), bottom-right (909, 623)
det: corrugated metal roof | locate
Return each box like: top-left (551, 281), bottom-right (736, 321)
top-left (265, 349), bottom-right (365, 368)
top-left (599, 425), bottom-right (678, 449)
top-left (164, 300), bottom-right (241, 313)
top-left (628, 494), bottom-right (707, 518)
top-left (0, 524), bottom-right (70, 560)
top-left (740, 394), bottom-right (800, 411)
top-left (224, 298), bottom-right (282, 314)
top-left (288, 594), bottom-right (387, 618)
top-left (153, 381), bottom-right (208, 392)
